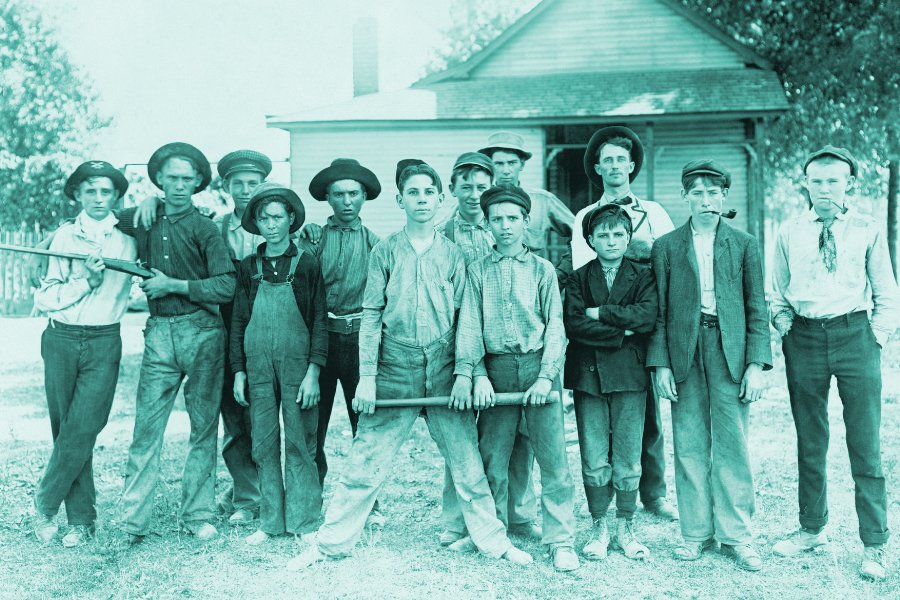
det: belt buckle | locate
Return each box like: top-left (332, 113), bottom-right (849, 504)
top-left (344, 319), bottom-right (353, 334)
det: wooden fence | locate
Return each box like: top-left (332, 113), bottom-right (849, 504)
top-left (0, 230), bottom-right (39, 316)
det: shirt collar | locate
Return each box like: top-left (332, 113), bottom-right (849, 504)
top-left (806, 207), bottom-right (849, 222)
top-left (228, 211), bottom-right (244, 231)
top-left (158, 203), bottom-right (197, 224)
top-left (454, 210), bottom-right (489, 231)
top-left (326, 215), bottom-right (362, 231)
top-left (255, 240), bottom-right (298, 258)
top-left (490, 245), bottom-right (530, 263)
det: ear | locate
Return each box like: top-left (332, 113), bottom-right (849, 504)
top-left (523, 212), bottom-right (531, 225)
top-left (846, 175), bottom-right (856, 193)
top-left (395, 193), bottom-right (404, 209)
top-left (289, 212), bottom-right (296, 226)
top-left (681, 189), bottom-right (688, 202)
top-left (626, 160), bottom-right (635, 175)
top-left (586, 236), bottom-right (594, 250)
top-left (437, 192), bottom-right (445, 207)
top-left (722, 188), bottom-right (730, 199)
top-left (593, 164), bottom-right (603, 177)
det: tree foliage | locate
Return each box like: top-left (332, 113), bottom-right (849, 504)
top-left (425, 0), bottom-right (534, 74)
top-left (0, 0), bottom-right (110, 231)
top-left (682, 0), bottom-right (898, 205)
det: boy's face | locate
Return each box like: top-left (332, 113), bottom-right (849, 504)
top-left (491, 150), bottom-right (525, 186)
top-left (588, 222), bottom-right (630, 263)
top-left (683, 178), bottom-right (727, 225)
top-left (226, 171), bottom-right (264, 214)
top-left (450, 169), bottom-right (492, 222)
top-left (75, 177), bottom-right (117, 221)
top-left (326, 179), bottom-right (366, 224)
top-left (397, 174), bottom-right (443, 224)
top-left (594, 143), bottom-right (633, 189)
top-left (487, 202), bottom-right (528, 249)
top-left (157, 157), bottom-right (201, 209)
top-left (804, 159), bottom-right (853, 216)
top-left (255, 201), bottom-right (294, 246)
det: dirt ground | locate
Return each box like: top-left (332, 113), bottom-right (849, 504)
top-left (0, 313), bottom-right (897, 599)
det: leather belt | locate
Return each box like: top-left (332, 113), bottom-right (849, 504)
top-left (327, 315), bottom-right (361, 334)
top-left (700, 313), bottom-right (719, 328)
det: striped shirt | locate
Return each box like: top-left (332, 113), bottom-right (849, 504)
top-left (359, 229), bottom-right (467, 377)
top-left (34, 213), bottom-right (137, 326)
top-left (438, 210), bottom-right (495, 266)
top-left (117, 206), bottom-right (235, 317)
top-left (455, 246), bottom-right (565, 380)
top-left (315, 216), bottom-right (379, 316)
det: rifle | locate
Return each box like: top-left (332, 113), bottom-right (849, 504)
top-left (0, 243), bottom-right (154, 279)
top-left (374, 391), bottom-right (560, 408)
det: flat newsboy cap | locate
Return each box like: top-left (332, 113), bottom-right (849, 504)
top-left (480, 183), bottom-right (531, 215)
top-left (309, 158), bottom-right (381, 201)
top-left (242, 182), bottom-right (305, 235)
top-left (804, 145), bottom-right (858, 177)
top-left (582, 203), bottom-right (633, 242)
top-left (395, 158), bottom-right (426, 188)
top-left (64, 161), bottom-right (129, 200)
top-left (147, 142), bottom-right (212, 193)
top-left (681, 159), bottom-right (732, 189)
top-left (583, 126), bottom-right (644, 192)
top-left (452, 152), bottom-right (495, 177)
top-left (478, 131), bottom-right (533, 161)
top-left (217, 150), bottom-right (272, 180)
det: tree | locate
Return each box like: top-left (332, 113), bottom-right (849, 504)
top-left (0, 0), bottom-right (110, 231)
top-left (425, 0), bottom-right (535, 74)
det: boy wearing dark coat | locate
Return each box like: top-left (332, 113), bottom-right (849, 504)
top-left (564, 203), bottom-right (658, 561)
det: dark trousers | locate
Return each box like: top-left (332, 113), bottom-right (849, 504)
top-left (35, 322), bottom-right (122, 525)
top-left (639, 381), bottom-right (668, 503)
top-left (316, 330), bottom-right (361, 486)
top-left (782, 311), bottom-right (888, 546)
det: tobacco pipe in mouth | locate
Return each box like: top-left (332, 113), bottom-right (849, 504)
top-left (708, 209), bottom-right (737, 219)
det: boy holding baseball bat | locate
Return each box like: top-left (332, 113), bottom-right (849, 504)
top-left (454, 183), bottom-right (579, 572)
top-left (287, 163), bottom-right (530, 570)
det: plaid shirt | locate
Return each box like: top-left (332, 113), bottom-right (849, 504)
top-left (315, 216), bottom-right (379, 316)
top-left (455, 246), bottom-right (565, 380)
top-left (359, 230), bottom-right (467, 377)
top-left (117, 206), bottom-right (235, 317)
top-left (438, 210), bottom-right (495, 266)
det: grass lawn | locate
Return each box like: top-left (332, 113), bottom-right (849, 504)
top-left (0, 313), bottom-right (897, 599)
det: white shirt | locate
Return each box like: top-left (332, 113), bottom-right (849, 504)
top-left (571, 193), bottom-right (674, 270)
top-left (691, 224), bottom-right (717, 315)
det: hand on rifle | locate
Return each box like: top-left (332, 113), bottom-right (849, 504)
top-left (84, 251), bottom-right (105, 289)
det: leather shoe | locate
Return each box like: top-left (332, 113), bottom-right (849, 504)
top-left (673, 538), bottom-right (715, 561)
top-left (508, 521), bottom-right (542, 540)
top-left (721, 543), bottom-right (763, 571)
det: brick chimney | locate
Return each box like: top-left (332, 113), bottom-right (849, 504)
top-left (352, 17), bottom-right (379, 97)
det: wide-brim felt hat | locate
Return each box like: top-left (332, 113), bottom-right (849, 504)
top-left (217, 149), bottom-right (272, 180)
top-left (309, 158), bottom-right (381, 201)
top-left (147, 142), bottom-right (212, 193)
top-left (478, 131), bottom-right (533, 161)
top-left (242, 182), bottom-right (305, 235)
top-left (583, 126), bottom-right (644, 192)
top-left (64, 161), bottom-right (129, 200)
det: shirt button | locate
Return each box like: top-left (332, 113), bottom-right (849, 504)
top-left (163, 236), bottom-right (168, 241)
top-left (164, 255), bottom-right (169, 260)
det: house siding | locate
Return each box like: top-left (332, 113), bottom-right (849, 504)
top-left (473, 0), bottom-right (745, 78)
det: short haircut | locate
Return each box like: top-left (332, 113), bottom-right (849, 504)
top-left (682, 173), bottom-right (728, 192)
top-left (398, 163), bottom-right (443, 193)
top-left (451, 164), bottom-right (492, 186)
top-left (587, 205), bottom-right (632, 239)
top-left (160, 154), bottom-right (200, 176)
top-left (253, 196), bottom-right (295, 220)
top-left (596, 136), bottom-right (633, 162)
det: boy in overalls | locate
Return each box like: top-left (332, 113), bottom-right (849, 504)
top-left (230, 182), bottom-right (328, 546)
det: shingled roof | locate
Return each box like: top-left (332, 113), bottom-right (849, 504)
top-left (268, 68), bottom-right (788, 126)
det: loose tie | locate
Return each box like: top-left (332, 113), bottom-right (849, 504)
top-left (817, 218), bottom-right (837, 273)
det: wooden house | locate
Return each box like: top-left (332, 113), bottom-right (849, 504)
top-left (267, 0), bottom-right (789, 252)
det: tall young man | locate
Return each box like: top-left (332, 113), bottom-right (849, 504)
top-left (31, 161), bottom-right (136, 547)
top-left (570, 126), bottom-right (678, 521)
top-left (119, 143), bottom-right (236, 542)
top-left (770, 146), bottom-right (899, 581)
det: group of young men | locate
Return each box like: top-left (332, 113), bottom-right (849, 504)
top-left (27, 128), bottom-right (897, 581)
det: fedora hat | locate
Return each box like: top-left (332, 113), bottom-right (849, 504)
top-left (479, 131), bottom-right (533, 161)
top-left (242, 182), bottom-right (305, 235)
top-left (309, 158), bottom-right (381, 201)
top-left (583, 126), bottom-right (644, 192)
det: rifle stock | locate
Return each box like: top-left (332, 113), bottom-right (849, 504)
top-left (0, 243), bottom-right (154, 279)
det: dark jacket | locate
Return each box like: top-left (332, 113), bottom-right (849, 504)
top-left (230, 242), bottom-right (328, 372)
top-left (646, 220), bottom-right (772, 383)
top-left (564, 258), bottom-right (657, 394)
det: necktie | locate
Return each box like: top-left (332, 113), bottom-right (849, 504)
top-left (818, 219), bottom-right (837, 273)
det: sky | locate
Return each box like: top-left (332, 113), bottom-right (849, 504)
top-left (34, 0), bottom-right (460, 165)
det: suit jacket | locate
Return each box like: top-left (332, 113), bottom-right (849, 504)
top-left (646, 220), bottom-right (772, 383)
top-left (564, 258), bottom-right (657, 394)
